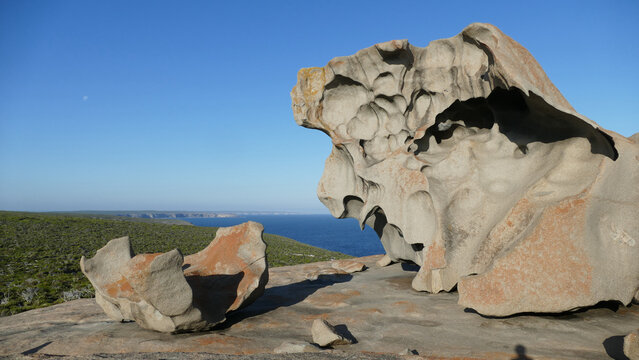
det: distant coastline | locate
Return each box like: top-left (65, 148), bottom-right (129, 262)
top-left (52, 210), bottom-right (236, 219)
top-left (50, 210), bottom-right (306, 219)
top-left (119, 212), bottom-right (237, 219)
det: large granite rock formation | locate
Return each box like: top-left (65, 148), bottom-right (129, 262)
top-left (291, 23), bottom-right (639, 316)
top-left (80, 221), bottom-right (268, 332)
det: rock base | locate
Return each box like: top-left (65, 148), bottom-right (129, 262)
top-left (1, 255), bottom-right (637, 359)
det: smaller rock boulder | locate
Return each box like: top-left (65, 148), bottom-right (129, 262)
top-left (311, 319), bottom-right (353, 347)
top-left (80, 221), bottom-right (268, 333)
top-left (331, 259), bottom-right (366, 273)
top-left (376, 254), bottom-right (393, 267)
top-left (625, 329), bottom-right (639, 360)
top-left (305, 259), bottom-right (367, 281)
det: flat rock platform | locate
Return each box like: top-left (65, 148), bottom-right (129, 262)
top-left (1, 255), bottom-right (637, 359)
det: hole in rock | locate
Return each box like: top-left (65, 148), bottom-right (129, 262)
top-left (376, 47), bottom-right (414, 68)
top-left (413, 87), bottom-right (618, 160)
top-left (517, 144), bottom-right (528, 154)
top-left (341, 195), bottom-right (364, 219)
top-left (411, 243), bottom-right (425, 251)
top-left (324, 75), bottom-right (365, 90)
top-left (374, 93), bottom-right (396, 103)
top-left (365, 207), bottom-right (388, 239)
top-left (400, 262), bottom-right (420, 272)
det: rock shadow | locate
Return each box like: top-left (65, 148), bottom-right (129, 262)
top-left (186, 272), bottom-right (244, 324)
top-left (400, 262), bottom-right (420, 272)
top-left (215, 273), bottom-right (353, 330)
top-left (21, 341), bottom-right (52, 355)
top-left (511, 344), bottom-right (533, 360)
top-left (463, 300), bottom-right (623, 320)
top-left (603, 335), bottom-right (629, 360)
top-left (334, 324), bottom-right (358, 345)
top-left (413, 87), bottom-right (618, 160)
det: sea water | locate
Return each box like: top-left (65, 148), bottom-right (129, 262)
top-left (183, 214), bottom-right (383, 257)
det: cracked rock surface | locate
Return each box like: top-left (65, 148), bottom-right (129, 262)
top-left (80, 221), bottom-right (268, 332)
top-left (291, 22), bottom-right (639, 316)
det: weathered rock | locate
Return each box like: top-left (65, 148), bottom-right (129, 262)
top-left (331, 259), bottom-right (366, 273)
top-left (291, 22), bottom-right (639, 316)
top-left (626, 329), bottom-right (639, 360)
top-left (305, 259), bottom-right (367, 281)
top-left (80, 221), bottom-right (268, 332)
top-left (376, 254), bottom-right (394, 267)
top-left (305, 267), bottom-right (344, 281)
top-left (311, 319), bottom-right (352, 347)
top-left (398, 348), bottom-right (419, 355)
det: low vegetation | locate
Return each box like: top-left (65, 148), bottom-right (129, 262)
top-left (0, 211), bottom-right (350, 316)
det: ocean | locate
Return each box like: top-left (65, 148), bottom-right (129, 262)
top-left (183, 214), bottom-right (384, 257)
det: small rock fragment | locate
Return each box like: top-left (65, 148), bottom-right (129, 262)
top-left (625, 329), bottom-right (639, 360)
top-left (399, 348), bottom-right (419, 355)
top-left (305, 272), bottom-right (319, 281)
top-left (376, 254), bottom-right (394, 267)
top-left (274, 341), bottom-right (320, 354)
top-left (306, 259), bottom-right (367, 281)
top-left (331, 259), bottom-right (366, 273)
top-left (305, 268), bottom-right (344, 281)
top-left (311, 319), bottom-right (352, 347)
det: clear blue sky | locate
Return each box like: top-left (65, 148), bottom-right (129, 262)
top-left (1, 0), bottom-right (637, 213)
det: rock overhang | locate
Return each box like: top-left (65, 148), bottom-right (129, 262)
top-left (292, 22), bottom-right (639, 316)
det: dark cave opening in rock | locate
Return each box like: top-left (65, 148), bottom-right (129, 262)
top-left (413, 87), bottom-right (618, 160)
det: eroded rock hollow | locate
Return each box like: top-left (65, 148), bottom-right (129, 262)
top-left (291, 23), bottom-right (639, 316)
top-left (80, 221), bottom-right (268, 332)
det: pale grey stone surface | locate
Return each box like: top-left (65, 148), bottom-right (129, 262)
top-left (291, 23), bottom-right (639, 316)
top-left (273, 341), bottom-right (320, 354)
top-left (1, 353), bottom-right (403, 360)
top-left (0, 256), bottom-right (636, 359)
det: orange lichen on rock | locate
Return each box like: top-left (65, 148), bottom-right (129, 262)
top-left (184, 226), bottom-right (249, 276)
top-left (128, 253), bottom-right (162, 273)
top-left (80, 221), bottom-right (268, 332)
top-left (103, 276), bottom-right (135, 299)
top-left (422, 241), bottom-right (447, 270)
top-left (459, 195), bottom-right (593, 315)
top-left (392, 300), bottom-right (420, 314)
top-left (296, 67), bottom-right (325, 100)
